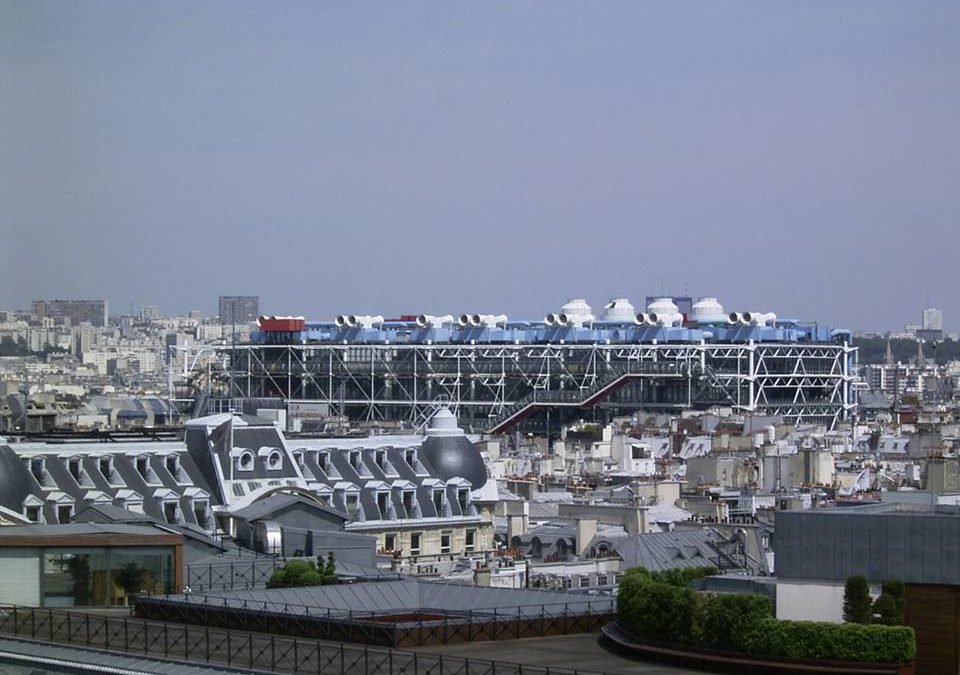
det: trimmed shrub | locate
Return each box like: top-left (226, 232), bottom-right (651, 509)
top-left (616, 567), bottom-right (916, 665)
top-left (619, 576), bottom-right (703, 645)
top-left (753, 618), bottom-right (915, 664)
top-left (873, 580), bottom-right (906, 625)
top-left (701, 593), bottom-right (773, 652)
top-left (266, 555), bottom-right (337, 589)
top-left (843, 575), bottom-right (872, 624)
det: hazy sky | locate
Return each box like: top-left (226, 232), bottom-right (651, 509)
top-left (2, 2), bottom-right (958, 331)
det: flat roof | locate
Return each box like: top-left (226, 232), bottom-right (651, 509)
top-left (0, 523), bottom-right (181, 547)
top-left (155, 579), bottom-right (614, 619)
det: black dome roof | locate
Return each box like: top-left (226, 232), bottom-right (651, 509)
top-left (418, 409), bottom-right (488, 488)
top-left (420, 435), bottom-right (487, 488)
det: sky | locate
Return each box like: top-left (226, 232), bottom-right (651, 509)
top-left (2, 2), bottom-right (958, 331)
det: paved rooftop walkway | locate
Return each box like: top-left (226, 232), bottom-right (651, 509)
top-left (415, 633), bottom-right (711, 675)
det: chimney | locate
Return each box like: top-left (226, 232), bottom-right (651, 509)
top-left (576, 518), bottom-right (598, 556)
top-left (506, 501), bottom-right (529, 542)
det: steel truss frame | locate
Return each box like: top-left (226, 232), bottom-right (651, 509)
top-left (198, 341), bottom-right (856, 430)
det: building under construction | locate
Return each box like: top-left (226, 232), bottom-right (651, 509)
top-left (189, 297), bottom-right (857, 433)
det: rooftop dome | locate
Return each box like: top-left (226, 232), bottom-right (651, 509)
top-left (690, 297), bottom-right (726, 324)
top-left (601, 298), bottom-right (635, 323)
top-left (420, 409), bottom-right (488, 489)
top-left (646, 297), bottom-right (679, 316)
top-left (425, 408), bottom-right (461, 437)
top-left (560, 298), bottom-right (592, 316)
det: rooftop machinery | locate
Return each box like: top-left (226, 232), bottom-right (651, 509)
top-left (200, 298), bottom-right (856, 432)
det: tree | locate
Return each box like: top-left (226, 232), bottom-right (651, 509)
top-left (115, 561), bottom-right (148, 605)
top-left (322, 551), bottom-right (336, 579)
top-left (843, 575), bottom-right (872, 624)
top-left (872, 580), bottom-right (906, 625)
top-left (266, 554), bottom-right (337, 589)
top-left (67, 555), bottom-right (92, 605)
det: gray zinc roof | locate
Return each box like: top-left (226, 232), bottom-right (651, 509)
top-left (165, 578), bottom-right (613, 617)
top-left (591, 529), bottom-right (723, 572)
top-left (228, 492), bottom-right (347, 523)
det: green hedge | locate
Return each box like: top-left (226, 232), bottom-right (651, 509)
top-left (752, 618), bottom-right (916, 664)
top-left (620, 577), bottom-right (703, 645)
top-left (700, 593), bottom-right (773, 652)
top-left (617, 567), bottom-right (915, 664)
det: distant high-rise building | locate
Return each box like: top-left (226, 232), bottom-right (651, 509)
top-left (922, 307), bottom-right (943, 331)
top-left (31, 299), bottom-right (108, 327)
top-left (917, 307), bottom-right (944, 342)
top-left (218, 296), bottom-right (259, 324)
top-left (140, 304), bottom-right (160, 322)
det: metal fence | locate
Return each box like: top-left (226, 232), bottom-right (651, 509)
top-left (0, 606), bottom-right (614, 675)
top-left (184, 557), bottom-right (282, 593)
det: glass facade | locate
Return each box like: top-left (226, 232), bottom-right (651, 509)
top-left (41, 546), bottom-right (175, 607)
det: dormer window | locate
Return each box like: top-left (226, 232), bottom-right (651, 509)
top-left (29, 458), bottom-right (45, 484)
top-left (99, 457), bottom-right (114, 481)
top-left (377, 492), bottom-right (389, 519)
top-left (345, 493), bottom-right (359, 518)
top-left (318, 452), bottom-right (330, 472)
top-left (349, 451), bottom-right (361, 471)
top-left (405, 449), bottom-right (416, 466)
top-left (433, 489), bottom-right (445, 515)
top-left (194, 500), bottom-right (210, 527)
top-left (165, 455), bottom-right (181, 480)
top-left (375, 450), bottom-right (386, 470)
top-left (293, 451), bottom-right (304, 468)
top-left (235, 451), bottom-right (254, 472)
top-left (25, 505), bottom-right (41, 523)
top-left (402, 490), bottom-right (415, 517)
top-left (57, 504), bottom-right (73, 524)
top-left (258, 447), bottom-right (283, 470)
top-left (163, 501), bottom-right (180, 524)
top-left (458, 488), bottom-right (469, 513)
top-left (136, 457), bottom-right (150, 479)
top-left (68, 458), bottom-right (82, 482)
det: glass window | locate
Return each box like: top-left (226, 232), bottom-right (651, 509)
top-left (42, 547), bottom-right (176, 608)
top-left (465, 529), bottom-right (476, 552)
top-left (440, 532), bottom-right (451, 554)
top-left (410, 532), bottom-right (422, 555)
top-left (345, 494), bottom-right (359, 518)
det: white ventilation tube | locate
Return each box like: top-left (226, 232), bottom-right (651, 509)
top-left (416, 314), bottom-right (454, 328)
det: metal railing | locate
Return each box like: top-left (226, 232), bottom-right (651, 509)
top-left (135, 593), bottom-right (616, 648)
top-left (184, 557), bottom-right (283, 593)
top-left (0, 605), bottom-right (614, 675)
top-left (142, 592), bottom-right (615, 623)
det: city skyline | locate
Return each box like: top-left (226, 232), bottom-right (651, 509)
top-left (3, 2), bottom-right (958, 333)
top-left (3, 292), bottom-right (954, 334)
